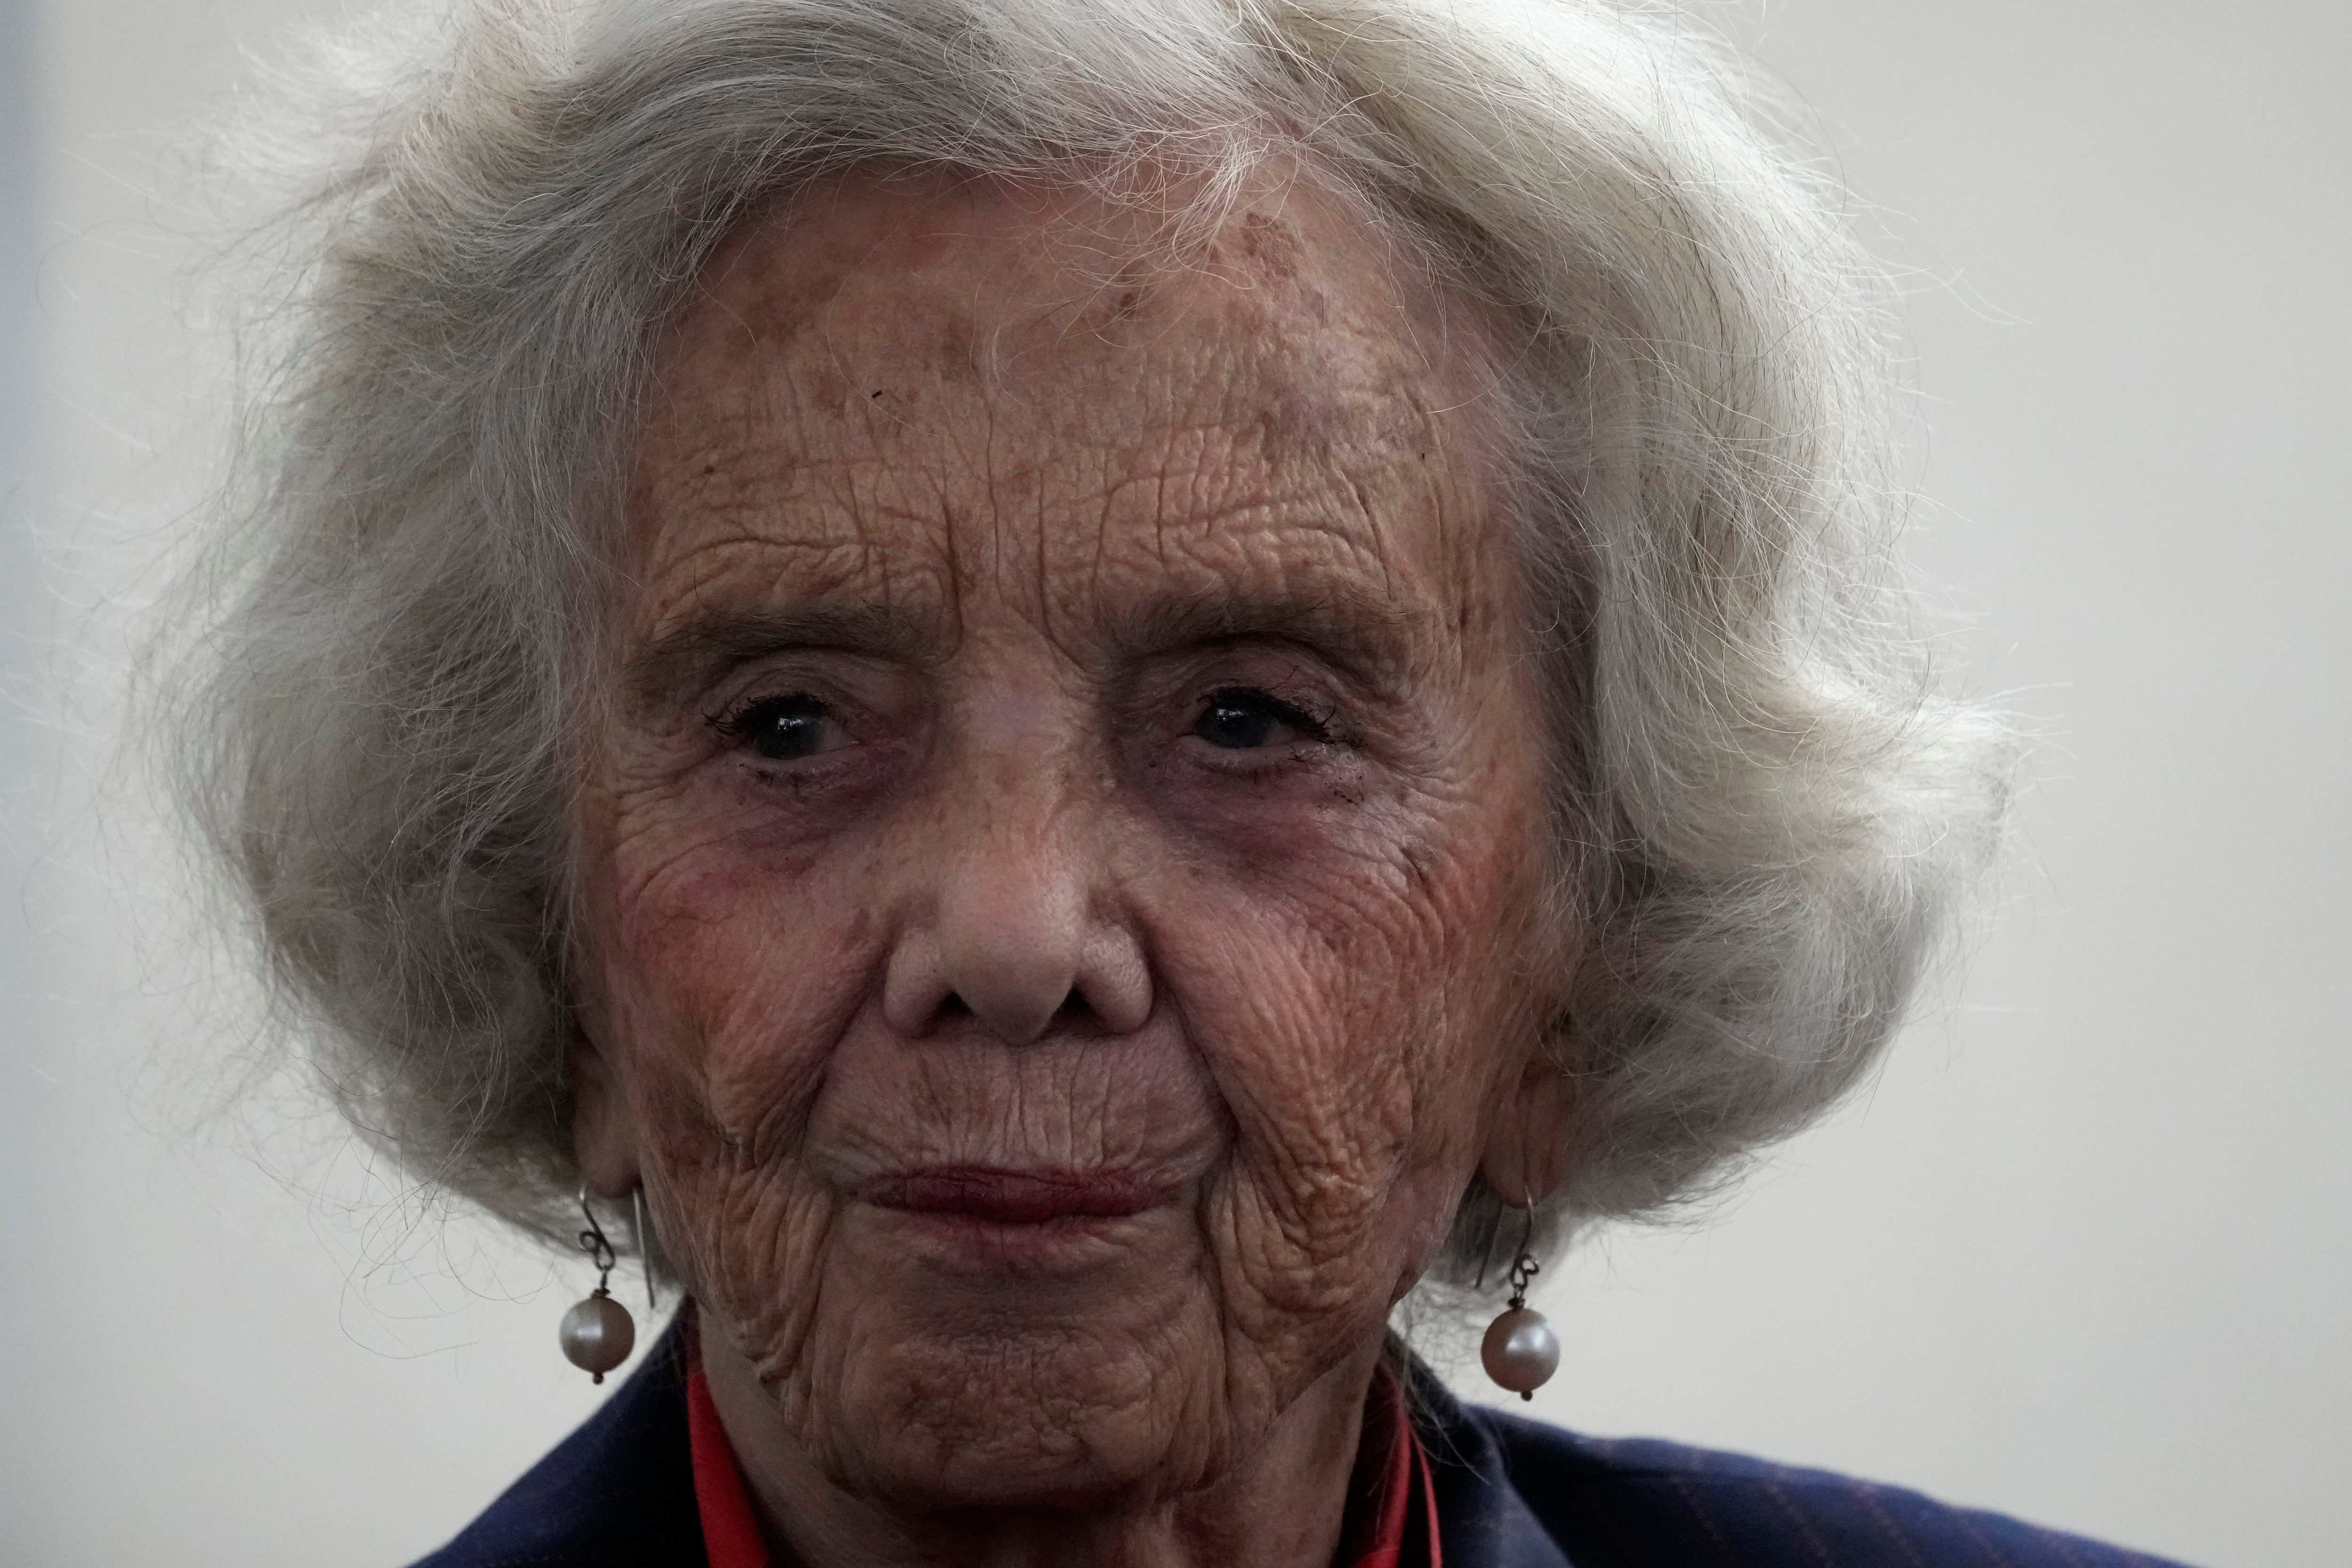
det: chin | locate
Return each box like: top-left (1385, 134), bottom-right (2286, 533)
top-left (825, 1325), bottom-right (1224, 1511)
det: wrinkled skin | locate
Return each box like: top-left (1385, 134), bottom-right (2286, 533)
top-left (572, 168), bottom-right (1572, 1568)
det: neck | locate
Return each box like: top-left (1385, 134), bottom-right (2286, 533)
top-left (698, 1318), bottom-right (1383, 1568)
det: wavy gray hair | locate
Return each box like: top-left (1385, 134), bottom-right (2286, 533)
top-left (172, 0), bottom-right (2011, 1279)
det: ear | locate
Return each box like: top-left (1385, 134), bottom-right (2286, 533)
top-left (1476, 1038), bottom-right (1573, 1207)
top-left (570, 1011), bottom-right (643, 1201)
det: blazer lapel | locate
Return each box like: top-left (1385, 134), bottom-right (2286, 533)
top-left (1406, 1355), bottom-right (1579, 1568)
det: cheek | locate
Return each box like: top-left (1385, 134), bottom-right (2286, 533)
top-left (574, 771), bottom-right (890, 1283)
top-left (1156, 775), bottom-right (1541, 1294)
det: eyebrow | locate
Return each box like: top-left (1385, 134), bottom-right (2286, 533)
top-left (621, 580), bottom-right (1429, 710)
top-left (622, 602), bottom-right (936, 710)
top-left (1100, 583), bottom-right (1424, 692)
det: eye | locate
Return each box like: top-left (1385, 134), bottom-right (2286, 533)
top-left (721, 693), bottom-right (847, 762)
top-left (1192, 687), bottom-right (1326, 750)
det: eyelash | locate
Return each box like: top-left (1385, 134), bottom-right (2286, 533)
top-left (707, 691), bottom-right (844, 756)
top-left (708, 692), bottom-right (792, 740)
top-left (1192, 685), bottom-right (1334, 745)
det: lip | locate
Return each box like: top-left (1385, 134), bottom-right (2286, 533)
top-left (862, 1166), bottom-right (1163, 1226)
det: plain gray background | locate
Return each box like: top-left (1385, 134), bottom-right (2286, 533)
top-left (5, 1), bottom-right (2347, 1563)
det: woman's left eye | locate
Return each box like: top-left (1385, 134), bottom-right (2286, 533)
top-left (1191, 687), bottom-right (1326, 751)
top-left (719, 693), bottom-right (850, 761)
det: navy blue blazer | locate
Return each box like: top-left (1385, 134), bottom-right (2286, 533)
top-left (413, 1330), bottom-right (2192, 1568)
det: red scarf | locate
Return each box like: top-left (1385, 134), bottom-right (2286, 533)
top-left (687, 1341), bottom-right (1440, 1568)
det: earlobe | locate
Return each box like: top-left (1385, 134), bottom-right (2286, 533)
top-left (1476, 1046), bottom-right (1573, 1205)
top-left (570, 1024), bottom-right (643, 1200)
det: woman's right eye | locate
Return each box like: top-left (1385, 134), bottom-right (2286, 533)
top-left (721, 693), bottom-right (847, 762)
top-left (1190, 686), bottom-right (1327, 752)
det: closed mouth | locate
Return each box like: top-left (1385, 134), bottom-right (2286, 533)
top-left (862, 1166), bottom-right (1163, 1226)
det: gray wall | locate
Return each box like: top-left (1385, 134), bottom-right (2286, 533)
top-left (1, 0), bottom-right (40, 1504)
top-left (2, 0), bottom-right (46, 1536)
top-left (4, 2), bottom-right (2346, 1563)
top-left (1, 0), bottom-right (27, 486)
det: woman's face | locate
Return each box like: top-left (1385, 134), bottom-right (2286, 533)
top-left (574, 171), bottom-right (1563, 1510)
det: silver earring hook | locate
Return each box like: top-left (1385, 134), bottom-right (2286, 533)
top-left (633, 1185), bottom-right (658, 1314)
top-left (1505, 1186), bottom-right (1541, 1311)
top-left (575, 1186), bottom-right (617, 1293)
top-left (1473, 1182), bottom-right (1542, 1294)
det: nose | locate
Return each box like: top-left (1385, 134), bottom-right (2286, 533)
top-left (880, 706), bottom-right (1152, 1045)
top-left (881, 855), bottom-right (1152, 1045)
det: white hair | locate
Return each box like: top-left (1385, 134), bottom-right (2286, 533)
top-left (170, 0), bottom-right (2012, 1277)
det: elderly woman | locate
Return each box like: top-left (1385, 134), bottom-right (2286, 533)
top-left (173, 1), bottom-right (2179, 1565)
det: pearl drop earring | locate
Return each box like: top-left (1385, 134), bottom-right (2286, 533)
top-left (1480, 1200), bottom-right (1560, 1401)
top-left (560, 1188), bottom-right (637, 1384)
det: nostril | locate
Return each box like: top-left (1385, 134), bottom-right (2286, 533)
top-left (1055, 987), bottom-right (1087, 1021)
top-left (937, 993), bottom-right (973, 1021)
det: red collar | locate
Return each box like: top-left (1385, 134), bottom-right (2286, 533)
top-left (1335, 1359), bottom-right (1444, 1568)
top-left (685, 1344), bottom-right (771, 1568)
top-left (687, 1333), bottom-right (1439, 1568)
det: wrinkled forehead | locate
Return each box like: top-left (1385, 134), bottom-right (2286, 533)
top-left (622, 166), bottom-right (1518, 660)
